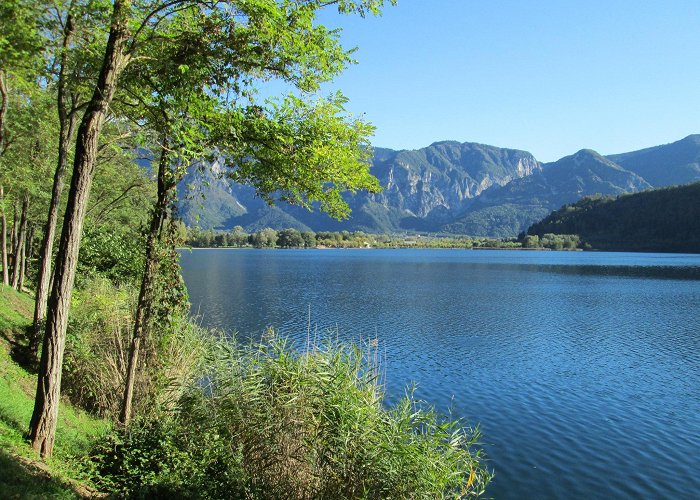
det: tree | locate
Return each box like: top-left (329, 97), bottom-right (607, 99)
top-left (0, 0), bottom-right (45, 285)
top-left (229, 225), bottom-right (249, 247)
top-left (29, 0), bottom-right (394, 453)
top-left (31, 0), bottom-right (111, 354)
top-left (301, 231), bottom-right (316, 248)
top-left (277, 228), bottom-right (304, 248)
top-left (29, 0), bottom-right (132, 457)
top-left (0, 83), bottom-right (59, 292)
top-left (117, 0), bottom-right (392, 425)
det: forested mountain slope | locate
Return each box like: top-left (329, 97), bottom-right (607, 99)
top-left (442, 149), bottom-right (652, 237)
top-left (525, 182), bottom-right (700, 253)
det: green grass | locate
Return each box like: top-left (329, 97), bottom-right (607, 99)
top-left (0, 285), bottom-right (110, 498)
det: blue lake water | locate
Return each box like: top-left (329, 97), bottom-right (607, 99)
top-left (179, 249), bottom-right (700, 499)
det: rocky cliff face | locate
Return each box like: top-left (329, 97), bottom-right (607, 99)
top-left (365, 141), bottom-right (541, 219)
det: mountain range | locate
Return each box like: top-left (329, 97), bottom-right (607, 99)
top-left (177, 134), bottom-right (700, 237)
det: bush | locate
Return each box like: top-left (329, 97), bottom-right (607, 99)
top-left (92, 336), bottom-right (491, 498)
top-left (77, 226), bottom-right (146, 286)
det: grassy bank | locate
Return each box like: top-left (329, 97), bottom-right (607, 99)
top-left (0, 285), bottom-right (109, 498)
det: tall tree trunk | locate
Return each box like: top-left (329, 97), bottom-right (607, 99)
top-left (0, 69), bottom-right (7, 154)
top-left (17, 201), bottom-right (31, 292)
top-left (20, 224), bottom-right (34, 291)
top-left (11, 201), bottom-right (18, 275)
top-left (119, 143), bottom-right (171, 426)
top-left (1, 186), bottom-right (8, 286)
top-left (31, 14), bottom-right (77, 355)
top-left (18, 227), bottom-right (27, 291)
top-left (26, 224), bottom-right (34, 270)
top-left (12, 194), bottom-right (28, 290)
top-left (29, 0), bottom-right (132, 458)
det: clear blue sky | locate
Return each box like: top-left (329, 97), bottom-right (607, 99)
top-left (316, 0), bottom-right (700, 161)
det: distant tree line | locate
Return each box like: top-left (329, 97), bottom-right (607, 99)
top-left (520, 233), bottom-right (582, 250)
top-left (186, 226), bottom-right (530, 249)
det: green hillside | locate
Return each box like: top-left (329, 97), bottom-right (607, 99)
top-left (525, 182), bottom-right (700, 253)
top-left (445, 149), bottom-right (651, 236)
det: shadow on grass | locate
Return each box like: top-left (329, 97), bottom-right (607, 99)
top-left (0, 405), bottom-right (28, 438)
top-left (0, 450), bottom-right (78, 499)
top-left (0, 323), bottom-right (38, 374)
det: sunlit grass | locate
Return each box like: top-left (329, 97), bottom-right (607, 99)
top-left (0, 285), bottom-right (110, 497)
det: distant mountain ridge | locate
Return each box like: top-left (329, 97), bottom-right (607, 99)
top-left (177, 134), bottom-right (700, 237)
top-left (607, 134), bottom-right (700, 187)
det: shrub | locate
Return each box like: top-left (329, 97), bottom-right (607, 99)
top-left (77, 226), bottom-right (146, 286)
top-left (92, 336), bottom-right (491, 498)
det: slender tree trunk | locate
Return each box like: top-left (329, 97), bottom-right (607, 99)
top-left (20, 224), bottom-right (34, 291)
top-left (12, 194), bottom-right (28, 290)
top-left (11, 202), bottom-right (18, 275)
top-left (119, 143), bottom-right (171, 426)
top-left (18, 229), bottom-right (27, 292)
top-left (29, 0), bottom-right (132, 458)
top-left (26, 225), bottom-right (34, 269)
top-left (0, 69), bottom-right (7, 154)
top-left (1, 186), bottom-right (8, 286)
top-left (31, 14), bottom-right (77, 354)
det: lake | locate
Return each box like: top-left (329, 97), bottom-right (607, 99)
top-left (179, 248), bottom-right (700, 499)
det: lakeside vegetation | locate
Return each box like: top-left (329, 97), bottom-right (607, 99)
top-left (186, 225), bottom-right (587, 251)
top-left (1, 284), bottom-right (492, 497)
top-left (0, 0), bottom-right (492, 497)
top-left (186, 225), bottom-right (525, 249)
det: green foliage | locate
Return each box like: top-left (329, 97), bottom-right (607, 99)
top-left (77, 226), bottom-right (146, 286)
top-left (250, 227), bottom-right (278, 248)
top-left (276, 228), bottom-right (304, 248)
top-left (520, 233), bottom-right (580, 250)
top-left (91, 337), bottom-right (491, 498)
top-left (526, 182), bottom-right (700, 253)
top-left (187, 226), bottom-right (523, 250)
top-left (301, 230), bottom-right (316, 248)
top-left (225, 93), bottom-right (380, 219)
top-left (0, 0), bottom-right (44, 71)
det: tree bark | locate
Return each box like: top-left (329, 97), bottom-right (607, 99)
top-left (31, 13), bottom-right (78, 355)
top-left (11, 201), bottom-right (18, 275)
top-left (12, 193), bottom-right (28, 290)
top-left (119, 142), bottom-right (171, 426)
top-left (17, 197), bottom-right (30, 292)
top-left (29, 0), bottom-right (132, 458)
top-left (21, 224), bottom-right (34, 290)
top-left (26, 224), bottom-right (34, 268)
top-left (0, 69), bottom-right (7, 154)
top-left (1, 186), bottom-right (8, 286)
